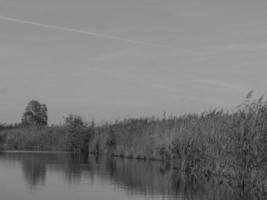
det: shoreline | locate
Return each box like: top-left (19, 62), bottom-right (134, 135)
top-left (1, 150), bottom-right (170, 163)
top-left (1, 150), bottom-right (72, 154)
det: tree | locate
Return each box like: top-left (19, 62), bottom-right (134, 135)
top-left (21, 100), bottom-right (48, 126)
top-left (64, 114), bottom-right (84, 128)
top-left (64, 114), bottom-right (92, 154)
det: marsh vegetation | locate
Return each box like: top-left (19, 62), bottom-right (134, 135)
top-left (0, 93), bottom-right (267, 198)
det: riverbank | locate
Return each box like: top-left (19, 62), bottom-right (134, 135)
top-left (1, 150), bottom-right (71, 154)
top-left (0, 97), bottom-right (267, 196)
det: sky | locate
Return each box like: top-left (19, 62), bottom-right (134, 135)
top-left (1, 0), bottom-right (267, 124)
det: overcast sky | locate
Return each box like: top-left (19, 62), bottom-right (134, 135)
top-left (1, 0), bottom-right (267, 124)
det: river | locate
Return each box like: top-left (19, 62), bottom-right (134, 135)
top-left (0, 152), bottom-right (251, 200)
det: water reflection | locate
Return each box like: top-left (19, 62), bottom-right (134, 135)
top-left (21, 155), bottom-right (46, 187)
top-left (0, 152), bottom-right (264, 200)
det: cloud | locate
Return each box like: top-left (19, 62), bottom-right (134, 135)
top-left (2, 15), bottom-right (264, 62)
top-left (0, 15), bottom-right (179, 51)
top-left (191, 78), bottom-right (244, 92)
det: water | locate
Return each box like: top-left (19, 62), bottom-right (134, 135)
top-left (0, 152), bottom-right (243, 200)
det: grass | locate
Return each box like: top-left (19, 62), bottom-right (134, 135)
top-left (87, 95), bottom-right (267, 196)
top-left (0, 126), bottom-right (70, 151)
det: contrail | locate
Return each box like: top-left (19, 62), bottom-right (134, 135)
top-left (0, 15), bottom-right (179, 50)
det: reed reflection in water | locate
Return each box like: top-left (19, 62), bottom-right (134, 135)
top-left (0, 152), bottom-right (257, 200)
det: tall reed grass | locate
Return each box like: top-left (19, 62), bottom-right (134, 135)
top-left (87, 95), bottom-right (267, 195)
top-left (0, 95), bottom-right (266, 195)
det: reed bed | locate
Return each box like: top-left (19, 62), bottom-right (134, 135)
top-left (0, 95), bottom-right (266, 196)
